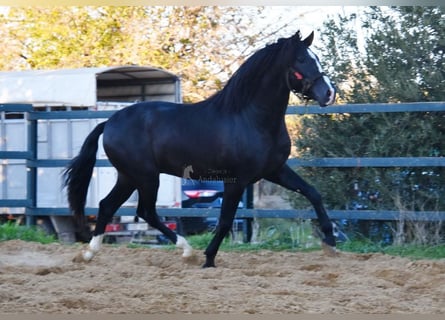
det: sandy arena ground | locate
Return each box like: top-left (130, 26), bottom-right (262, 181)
top-left (0, 240), bottom-right (444, 314)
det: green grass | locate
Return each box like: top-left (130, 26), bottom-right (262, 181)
top-left (185, 231), bottom-right (321, 252)
top-left (2, 221), bottom-right (443, 260)
top-left (326, 239), bottom-right (445, 260)
top-left (383, 244), bottom-right (445, 259)
top-left (183, 232), bottom-right (445, 260)
top-left (0, 222), bottom-right (56, 244)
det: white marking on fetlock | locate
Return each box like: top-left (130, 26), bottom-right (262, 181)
top-left (89, 234), bottom-right (104, 252)
top-left (176, 235), bottom-right (193, 258)
top-left (81, 234), bottom-right (104, 261)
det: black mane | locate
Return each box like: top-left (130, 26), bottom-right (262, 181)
top-left (204, 33), bottom-right (302, 112)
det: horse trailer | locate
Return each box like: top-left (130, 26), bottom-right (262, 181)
top-left (0, 66), bottom-right (183, 243)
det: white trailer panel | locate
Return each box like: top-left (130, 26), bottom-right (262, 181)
top-left (0, 66), bottom-right (183, 215)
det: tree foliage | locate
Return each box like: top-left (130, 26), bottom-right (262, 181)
top-left (289, 7), bottom-right (445, 243)
top-left (0, 6), bottom-right (290, 103)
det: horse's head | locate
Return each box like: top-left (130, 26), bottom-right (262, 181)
top-left (285, 31), bottom-right (336, 107)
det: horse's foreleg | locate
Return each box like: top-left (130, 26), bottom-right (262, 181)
top-left (204, 183), bottom-right (245, 268)
top-left (265, 164), bottom-right (337, 256)
top-left (74, 175), bottom-right (135, 262)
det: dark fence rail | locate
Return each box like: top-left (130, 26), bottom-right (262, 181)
top-left (287, 157), bottom-right (445, 168)
top-left (1, 102), bottom-right (445, 223)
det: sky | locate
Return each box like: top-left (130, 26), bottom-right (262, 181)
top-left (259, 6), bottom-right (357, 32)
top-left (241, 6), bottom-right (364, 55)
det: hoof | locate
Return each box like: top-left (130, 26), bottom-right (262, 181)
top-left (72, 247), bottom-right (95, 263)
top-left (72, 251), bottom-right (90, 263)
top-left (321, 241), bottom-right (338, 257)
top-left (202, 255), bottom-right (216, 268)
top-left (182, 254), bottom-right (200, 266)
top-left (182, 247), bottom-right (193, 259)
top-left (176, 235), bottom-right (193, 258)
top-left (202, 262), bottom-right (216, 268)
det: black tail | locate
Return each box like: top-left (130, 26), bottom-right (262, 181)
top-left (63, 122), bottom-right (106, 239)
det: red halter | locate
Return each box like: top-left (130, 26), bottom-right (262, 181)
top-left (294, 71), bottom-right (304, 80)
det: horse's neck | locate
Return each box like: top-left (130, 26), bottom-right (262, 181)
top-left (210, 64), bottom-right (290, 126)
top-left (246, 79), bottom-right (290, 128)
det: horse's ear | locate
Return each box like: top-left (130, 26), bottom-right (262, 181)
top-left (291, 31), bottom-right (302, 42)
top-left (303, 31), bottom-right (314, 47)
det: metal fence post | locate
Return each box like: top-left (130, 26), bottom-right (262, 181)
top-left (25, 110), bottom-right (37, 226)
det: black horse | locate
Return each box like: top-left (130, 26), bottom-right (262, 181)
top-left (65, 31), bottom-right (336, 267)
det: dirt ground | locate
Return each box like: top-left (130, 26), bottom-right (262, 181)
top-left (0, 239), bottom-right (444, 314)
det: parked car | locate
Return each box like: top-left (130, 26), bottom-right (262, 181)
top-left (175, 179), bottom-right (245, 236)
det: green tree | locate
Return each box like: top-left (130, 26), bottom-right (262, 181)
top-left (315, 6), bottom-right (445, 103)
top-left (0, 6), bottom-right (281, 103)
top-left (289, 7), bottom-right (445, 244)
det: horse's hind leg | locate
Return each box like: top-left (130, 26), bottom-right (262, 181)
top-left (137, 177), bottom-right (193, 258)
top-left (75, 173), bottom-right (135, 262)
